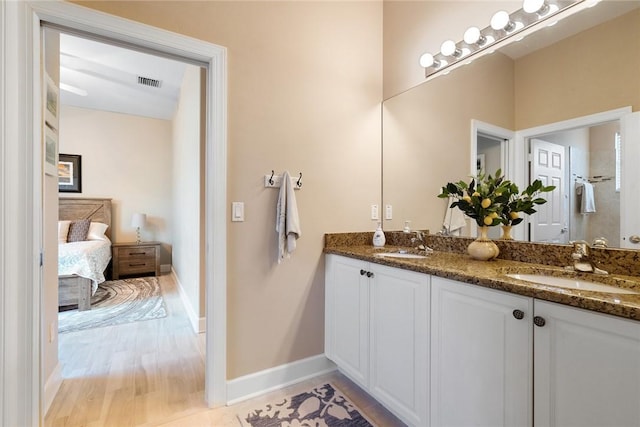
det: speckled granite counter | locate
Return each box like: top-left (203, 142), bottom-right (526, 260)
top-left (324, 232), bottom-right (640, 321)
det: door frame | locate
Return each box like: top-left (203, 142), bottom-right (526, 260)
top-left (1, 2), bottom-right (227, 423)
top-left (514, 107), bottom-right (631, 242)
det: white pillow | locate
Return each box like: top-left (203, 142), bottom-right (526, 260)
top-left (58, 220), bottom-right (71, 244)
top-left (87, 222), bottom-right (109, 241)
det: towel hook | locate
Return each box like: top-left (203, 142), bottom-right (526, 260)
top-left (269, 170), bottom-right (275, 185)
top-left (296, 172), bottom-right (303, 188)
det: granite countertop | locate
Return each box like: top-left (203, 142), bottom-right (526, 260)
top-left (324, 244), bottom-right (640, 321)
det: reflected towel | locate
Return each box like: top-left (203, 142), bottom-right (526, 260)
top-left (444, 196), bottom-right (467, 234)
top-left (276, 171), bottom-right (301, 263)
top-left (579, 182), bottom-right (596, 214)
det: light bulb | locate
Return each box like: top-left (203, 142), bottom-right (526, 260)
top-left (419, 53), bottom-right (436, 68)
top-left (523, 0), bottom-right (545, 13)
top-left (440, 40), bottom-right (457, 56)
top-left (491, 10), bottom-right (511, 30)
top-left (464, 26), bottom-right (486, 45)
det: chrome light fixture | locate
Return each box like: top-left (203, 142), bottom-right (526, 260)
top-left (419, 0), bottom-right (587, 78)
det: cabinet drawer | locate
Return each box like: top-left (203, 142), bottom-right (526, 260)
top-left (118, 259), bottom-right (155, 274)
top-left (118, 246), bottom-right (156, 260)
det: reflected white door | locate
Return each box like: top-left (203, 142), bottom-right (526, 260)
top-left (531, 139), bottom-right (566, 243)
top-left (620, 112), bottom-right (640, 249)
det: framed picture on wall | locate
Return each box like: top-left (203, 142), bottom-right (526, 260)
top-left (58, 154), bottom-right (82, 193)
top-left (44, 73), bottom-right (59, 131)
top-left (44, 125), bottom-right (58, 176)
top-left (43, 73), bottom-right (59, 176)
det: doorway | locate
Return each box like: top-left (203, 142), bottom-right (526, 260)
top-left (22, 1), bottom-right (227, 420)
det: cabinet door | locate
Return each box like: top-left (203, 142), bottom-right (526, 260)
top-left (431, 276), bottom-right (532, 427)
top-left (325, 255), bottom-right (370, 387)
top-left (369, 264), bottom-right (429, 427)
top-left (534, 300), bottom-right (640, 427)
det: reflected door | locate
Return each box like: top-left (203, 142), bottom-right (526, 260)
top-left (531, 139), bottom-right (566, 243)
top-left (621, 112), bottom-right (640, 249)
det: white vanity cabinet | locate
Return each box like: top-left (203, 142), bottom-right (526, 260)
top-left (534, 300), bottom-right (640, 427)
top-left (431, 276), bottom-right (640, 427)
top-left (430, 276), bottom-right (533, 427)
top-left (325, 254), bottom-right (371, 387)
top-left (325, 254), bottom-right (430, 426)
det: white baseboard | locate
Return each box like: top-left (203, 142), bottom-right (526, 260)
top-left (44, 362), bottom-right (62, 415)
top-left (171, 268), bottom-right (205, 333)
top-left (226, 354), bottom-right (337, 405)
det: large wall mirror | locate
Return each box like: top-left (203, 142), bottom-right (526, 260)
top-left (382, 1), bottom-right (640, 249)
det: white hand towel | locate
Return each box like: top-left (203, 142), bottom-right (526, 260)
top-left (276, 171), bottom-right (301, 263)
top-left (579, 182), bottom-right (596, 214)
top-left (443, 196), bottom-right (467, 233)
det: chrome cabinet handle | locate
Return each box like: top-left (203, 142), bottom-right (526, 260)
top-left (629, 235), bottom-right (640, 244)
top-left (533, 316), bottom-right (546, 327)
top-left (512, 309), bottom-right (524, 320)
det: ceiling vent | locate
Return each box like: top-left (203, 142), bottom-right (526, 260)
top-left (137, 76), bottom-right (162, 88)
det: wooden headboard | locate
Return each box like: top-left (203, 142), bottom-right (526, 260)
top-left (59, 198), bottom-right (113, 239)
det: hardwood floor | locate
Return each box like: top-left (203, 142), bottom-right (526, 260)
top-left (46, 274), bottom-right (405, 427)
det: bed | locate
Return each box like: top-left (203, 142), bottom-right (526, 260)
top-left (58, 198), bottom-right (113, 311)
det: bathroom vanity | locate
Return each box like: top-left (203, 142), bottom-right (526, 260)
top-left (324, 233), bottom-right (640, 427)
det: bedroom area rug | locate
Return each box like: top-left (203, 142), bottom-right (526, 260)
top-left (58, 276), bottom-right (167, 333)
top-left (238, 383), bottom-right (376, 427)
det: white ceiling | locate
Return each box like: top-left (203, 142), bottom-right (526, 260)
top-left (59, 33), bottom-right (190, 120)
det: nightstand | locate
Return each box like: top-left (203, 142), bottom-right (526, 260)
top-left (112, 241), bottom-right (161, 279)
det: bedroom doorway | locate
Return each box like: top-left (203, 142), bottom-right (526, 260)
top-left (32, 1), bottom-right (228, 417)
top-left (44, 26), bottom-right (212, 417)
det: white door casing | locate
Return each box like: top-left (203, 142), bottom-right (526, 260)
top-left (620, 112), bottom-right (640, 249)
top-left (530, 139), bottom-right (566, 243)
top-left (1, 2), bottom-right (227, 424)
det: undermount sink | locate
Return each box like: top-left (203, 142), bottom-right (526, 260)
top-left (375, 252), bottom-right (427, 260)
top-left (505, 273), bottom-right (639, 295)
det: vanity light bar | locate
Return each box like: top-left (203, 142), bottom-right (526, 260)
top-left (419, 0), bottom-right (585, 78)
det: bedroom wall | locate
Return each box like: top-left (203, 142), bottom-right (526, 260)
top-left (43, 26), bottom-right (61, 408)
top-left (171, 65), bottom-right (204, 326)
top-left (59, 106), bottom-right (174, 265)
top-left (73, 0), bottom-right (384, 380)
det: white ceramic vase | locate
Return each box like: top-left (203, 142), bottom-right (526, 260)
top-left (467, 226), bottom-right (500, 261)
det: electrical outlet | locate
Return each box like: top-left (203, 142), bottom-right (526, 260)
top-left (371, 204), bottom-right (379, 220)
top-left (385, 204), bottom-right (393, 220)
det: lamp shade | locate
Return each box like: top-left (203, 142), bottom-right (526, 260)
top-left (131, 213), bottom-right (147, 228)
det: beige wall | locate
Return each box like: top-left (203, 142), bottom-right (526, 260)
top-left (382, 53), bottom-right (515, 232)
top-left (43, 26), bottom-right (60, 396)
top-left (514, 9), bottom-right (640, 129)
top-left (171, 65), bottom-right (204, 319)
top-left (73, 1), bottom-right (383, 379)
top-left (59, 106), bottom-right (174, 264)
top-left (383, 1), bottom-right (520, 99)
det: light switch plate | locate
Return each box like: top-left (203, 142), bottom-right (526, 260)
top-left (371, 204), bottom-right (379, 220)
top-left (232, 202), bottom-right (244, 222)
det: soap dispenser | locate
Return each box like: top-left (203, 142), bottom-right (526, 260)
top-left (373, 223), bottom-right (386, 247)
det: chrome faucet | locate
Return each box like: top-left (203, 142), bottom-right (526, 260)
top-left (411, 231), bottom-right (433, 253)
top-left (570, 240), bottom-right (608, 275)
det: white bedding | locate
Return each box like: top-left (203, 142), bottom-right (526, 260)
top-left (58, 239), bottom-right (112, 293)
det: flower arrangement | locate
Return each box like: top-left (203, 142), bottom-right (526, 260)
top-left (438, 169), bottom-right (555, 228)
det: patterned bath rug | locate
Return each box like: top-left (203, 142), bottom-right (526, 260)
top-left (58, 276), bottom-right (167, 333)
top-left (239, 382), bottom-right (376, 427)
